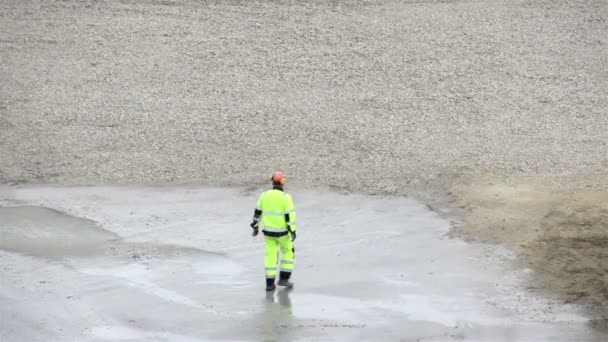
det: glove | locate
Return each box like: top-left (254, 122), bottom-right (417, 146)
top-left (290, 231), bottom-right (296, 241)
top-left (250, 221), bottom-right (259, 236)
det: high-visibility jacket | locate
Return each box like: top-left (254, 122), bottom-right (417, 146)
top-left (255, 189), bottom-right (296, 236)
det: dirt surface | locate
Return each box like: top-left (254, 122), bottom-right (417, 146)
top-left (444, 174), bottom-right (608, 330)
top-left (529, 191), bottom-right (608, 332)
top-left (1, 0), bottom-right (607, 331)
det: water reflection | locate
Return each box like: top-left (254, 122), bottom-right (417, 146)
top-left (260, 288), bottom-right (293, 342)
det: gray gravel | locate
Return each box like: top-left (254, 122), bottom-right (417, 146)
top-left (1, 0), bottom-right (607, 193)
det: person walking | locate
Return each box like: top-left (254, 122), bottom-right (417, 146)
top-left (250, 172), bottom-right (296, 291)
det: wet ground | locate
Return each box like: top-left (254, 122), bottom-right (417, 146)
top-left (0, 185), bottom-right (604, 341)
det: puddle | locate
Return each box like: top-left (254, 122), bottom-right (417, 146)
top-left (0, 206), bottom-right (118, 257)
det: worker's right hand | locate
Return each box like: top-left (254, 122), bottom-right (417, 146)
top-left (290, 231), bottom-right (296, 241)
top-left (252, 228), bottom-right (259, 237)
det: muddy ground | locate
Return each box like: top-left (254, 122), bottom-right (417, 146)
top-left (1, 0), bottom-right (607, 332)
top-left (439, 174), bottom-right (608, 331)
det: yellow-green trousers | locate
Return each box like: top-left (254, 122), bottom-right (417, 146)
top-left (264, 234), bottom-right (294, 279)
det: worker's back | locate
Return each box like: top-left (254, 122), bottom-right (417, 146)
top-left (258, 189), bottom-right (292, 230)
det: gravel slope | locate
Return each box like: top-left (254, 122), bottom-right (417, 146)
top-left (1, 0), bottom-right (606, 189)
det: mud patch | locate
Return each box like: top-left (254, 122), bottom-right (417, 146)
top-left (0, 206), bottom-right (118, 257)
top-left (524, 192), bottom-right (608, 324)
top-left (447, 179), bottom-right (558, 246)
top-left (448, 177), bottom-right (608, 328)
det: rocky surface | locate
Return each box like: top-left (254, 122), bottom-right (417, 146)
top-left (1, 0), bottom-right (607, 329)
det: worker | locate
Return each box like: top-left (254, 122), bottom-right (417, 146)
top-left (250, 172), bottom-right (297, 291)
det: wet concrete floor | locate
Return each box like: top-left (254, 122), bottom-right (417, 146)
top-left (0, 185), bottom-right (604, 341)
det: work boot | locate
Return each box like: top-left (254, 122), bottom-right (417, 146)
top-left (265, 278), bottom-right (276, 291)
top-left (277, 271), bottom-right (293, 288)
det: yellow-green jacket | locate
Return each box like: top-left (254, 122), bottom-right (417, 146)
top-left (253, 188), bottom-right (296, 237)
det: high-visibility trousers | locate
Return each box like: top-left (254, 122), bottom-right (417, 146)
top-left (264, 234), bottom-right (294, 278)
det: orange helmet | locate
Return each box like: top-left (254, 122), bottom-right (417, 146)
top-left (271, 172), bottom-right (287, 185)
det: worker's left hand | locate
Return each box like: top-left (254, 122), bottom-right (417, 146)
top-left (290, 231), bottom-right (296, 241)
top-left (252, 228), bottom-right (259, 237)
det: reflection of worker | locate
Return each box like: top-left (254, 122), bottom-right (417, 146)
top-left (250, 172), bottom-right (296, 291)
top-left (277, 288), bottom-right (293, 313)
top-left (261, 289), bottom-right (293, 341)
top-left (265, 290), bottom-right (293, 314)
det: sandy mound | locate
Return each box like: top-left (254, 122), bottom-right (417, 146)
top-left (526, 192), bottom-right (608, 329)
top-left (448, 175), bottom-right (608, 328)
